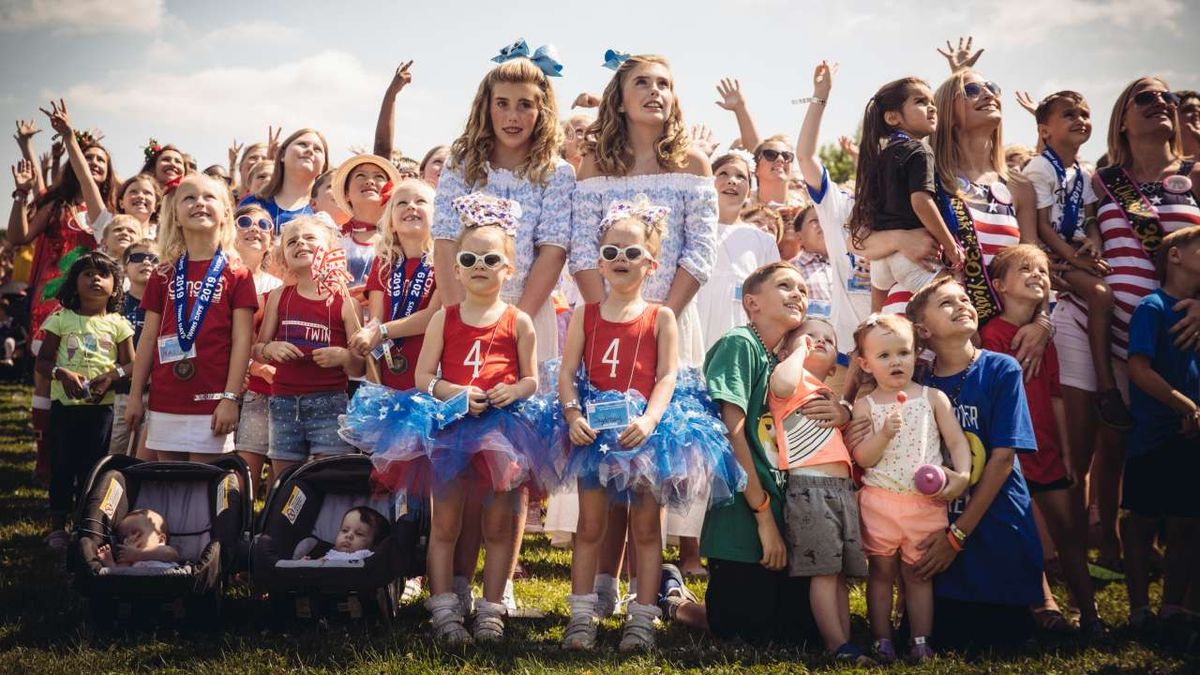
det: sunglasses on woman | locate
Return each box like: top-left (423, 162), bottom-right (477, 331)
top-left (599, 244), bottom-right (652, 263)
top-left (758, 149), bottom-right (795, 163)
top-left (236, 215), bottom-right (273, 231)
top-left (126, 252), bottom-right (159, 265)
top-left (962, 81), bottom-right (1002, 99)
top-left (456, 251), bottom-right (507, 269)
top-left (1131, 90), bottom-right (1181, 107)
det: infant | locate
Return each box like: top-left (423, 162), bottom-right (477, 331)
top-left (318, 507), bottom-right (390, 562)
top-left (98, 509), bottom-right (180, 569)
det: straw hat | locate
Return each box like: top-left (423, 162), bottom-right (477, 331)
top-left (331, 153), bottom-right (400, 216)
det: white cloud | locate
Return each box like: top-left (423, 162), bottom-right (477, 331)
top-left (199, 19), bottom-right (302, 45)
top-left (978, 0), bottom-right (1184, 46)
top-left (0, 0), bottom-right (165, 34)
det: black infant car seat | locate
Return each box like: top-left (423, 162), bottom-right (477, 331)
top-left (250, 454), bottom-right (429, 621)
top-left (67, 454), bottom-right (251, 629)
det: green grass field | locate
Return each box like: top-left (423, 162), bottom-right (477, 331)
top-left (0, 382), bottom-right (1196, 674)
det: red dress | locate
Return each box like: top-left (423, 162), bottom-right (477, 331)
top-left (364, 256), bottom-right (436, 391)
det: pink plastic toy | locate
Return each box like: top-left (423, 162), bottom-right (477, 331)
top-left (914, 464), bottom-right (947, 495)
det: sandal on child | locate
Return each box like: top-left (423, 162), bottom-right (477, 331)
top-left (1095, 389), bottom-right (1134, 431)
top-left (427, 592), bottom-right (473, 644)
top-left (909, 636), bottom-right (935, 662)
top-left (618, 602), bottom-right (661, 652)
top-left (472, 599), bottom-right (507, 642)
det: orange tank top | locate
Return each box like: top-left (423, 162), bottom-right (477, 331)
top-left (440, 304), bottom-right (519, 391)
top-left (582, 302), bottom-right (659, 399)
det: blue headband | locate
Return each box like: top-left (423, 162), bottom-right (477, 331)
top-left (492, 38), bottom-right (563, 78)
top-left (602, 49), bottom-right (631, 71)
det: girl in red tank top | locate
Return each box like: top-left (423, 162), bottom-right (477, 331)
top-left (413, 193), bottom-right (540, 640)
top-left (348, 179), bottom-right (442, 391)
top-left (255, 216), bottom-right (365, 476)
top-left (557, 197), bottom-right (683, 643)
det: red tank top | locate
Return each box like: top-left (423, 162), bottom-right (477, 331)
top-left (583, 302), bottom-right (659, 399)
top-left (272, 286), bottom-right (349, 395)
top-left (440, 304), bottom-right (520, 391)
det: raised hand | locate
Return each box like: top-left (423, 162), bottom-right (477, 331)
top-left (936, 36), bottom-right (984, 73)
top-left (1015, 90), bottom-right (1038, 117)
top-left (388, 60), bottom-right (414, 93)
top-left (837, 135), bottom-right (859, 159)
top-left (13, 119), bottom-right (41, 145)
top-left (812, 60), bottom-right (838, 99)
top-left (228, 140), bottom-right (243, 166)
top-left (11, 160), bottom-right (35, 192)
top-left (689, 123), bottom-right (718, 157)
top-left (715, 78), bottom-right (746, 111)
top-left (38, 99), bottom-right (72, 137)
top-left (572, 92), bottom-right (600, 109)
top-left (267, 126), bottom-right (282, 159)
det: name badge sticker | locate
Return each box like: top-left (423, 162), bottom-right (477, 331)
top-left (438, 389), bottom-right (470, 429)
top-left (157, 335), bottom-right (197, 364)
top-left (587, 399), bottom-right (632, 431)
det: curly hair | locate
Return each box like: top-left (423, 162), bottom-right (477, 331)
top-left (931, 70), bottom-right (1008, 195)
top-left (157, 174), bottom-right (239, 267)
top-left (585, 55), bottom-right (691, 177)
top-left (448, 59), bottom-right (563, 188)
top-left (56, 250), bottom-right (124, 313)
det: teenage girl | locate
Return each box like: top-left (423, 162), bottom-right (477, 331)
top-left (125, 174), bottom-right (258, 461)
top-left (240, 129), bottom-right (329, 236)
top-left (254, 216), bottom-right (364, 477)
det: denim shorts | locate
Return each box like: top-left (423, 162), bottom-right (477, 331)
top-left (268, 391), bottom-right (353, 462)
top-left (235, 391), bottom-right (271, 456)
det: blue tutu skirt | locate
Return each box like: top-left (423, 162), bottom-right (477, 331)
top-left (427, 404), bottom-right (550, 496)
top-left (339, 383), bottom-right (438, 495)
top-left (549, 364), bottom-right (746, 511)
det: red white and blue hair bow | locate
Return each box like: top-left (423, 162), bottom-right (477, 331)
top-left (452, 192), bottom-right (522, 237)
top-left (492, 38), bottom-right (563, 78)
top-left (598, 193), bottom-right (671, 237)
top-left (603, 49), bottom-right (631, 71)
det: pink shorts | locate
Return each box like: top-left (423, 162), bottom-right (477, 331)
top-left (858, 485), bottom-right (948, 565)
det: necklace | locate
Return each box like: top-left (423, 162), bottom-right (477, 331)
top-left (747, 321), bottom-right (777, 367)
top-left (937, 346), bottom-right (979, 408)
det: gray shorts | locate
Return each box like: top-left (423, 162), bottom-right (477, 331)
top-left (235, 391), bottom-right (270, 456)
top-left (783, 473), bottom-right (868, 578)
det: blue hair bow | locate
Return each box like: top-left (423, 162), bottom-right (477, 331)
top-left (602, 49), bottom-right (631, 71)
top-left (492, 38), bottom-right (563, 78)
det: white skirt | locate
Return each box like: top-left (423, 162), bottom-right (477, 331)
top-left (145, 411), bottom-right (235, 455)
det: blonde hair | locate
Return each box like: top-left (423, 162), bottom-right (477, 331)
top-left (852, 313), bottom-right (915, 356)
top-left (932, 70), bottom-right (1008, 194)
top-left (586, 55), bottom-right (690, 176)
top-left (1106, 76), bottom-right (1184, 169)
top-left (601, 215), bottom-right (665, 258)
top-left (157, 174), bottom-right (238, 266)
top-left (273, 215), bottom-right (340, 280)
top-left (448, 59), bottom-right (563, 188)
top-left (455, 224), bottom-right (517, 265)
top-left (257, 128), bottom-right (331, 201)
top-left (988, 243), bottom-right (1049, 284)
top-left (374, 178), bottom-right (435, 279)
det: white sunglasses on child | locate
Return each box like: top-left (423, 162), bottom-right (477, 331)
top-left (599, 244), bottom-right (653, 263)
top-left (457, 251), bottom-right (508, 269)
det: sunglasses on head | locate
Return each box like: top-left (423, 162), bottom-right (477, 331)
top-left (962, 81), bottom-right (1002, 99)
top-left (758, 149), bottom-right (795, 163)
top-left (127, 252), bottom-right (159, 265)
top-left (599, 244), bottom-right (652, 263)
top-left (456, 251), bottom-right (507, 269)
top-left (1131, 90), bottom-right (1181, 107)
top-left (236, 215), bottom-right (272, 231)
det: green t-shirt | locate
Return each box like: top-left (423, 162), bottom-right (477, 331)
top-left (700, 326), bottom-right (786, 564)
top-left (42, 309), bottom-right (133, 406)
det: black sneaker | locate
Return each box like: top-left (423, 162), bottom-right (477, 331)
top-left (657, 563), bottom-right (696, 619)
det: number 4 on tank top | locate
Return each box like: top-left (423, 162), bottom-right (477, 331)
top-left (601, 338), bottom-right (620, 378)
top-left (464, 340), bottom-right (483, 379)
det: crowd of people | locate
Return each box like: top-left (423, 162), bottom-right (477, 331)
top-left (3, 34), bottom-right (1199, 662)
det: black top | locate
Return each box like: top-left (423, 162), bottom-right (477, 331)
top-left (115, 292), bottom-right (144, 395)
top-left (872, 138), bottom-right (936, 232)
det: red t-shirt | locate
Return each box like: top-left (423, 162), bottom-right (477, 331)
top-left (271, 286), bottom-right (350, 395)
top-left (141, 257), bottom-right (258, 414)
top-left (365, 256), bottom-right (437, 391)
top-left (582, 303), bottom-right (659, 399)
top-left (979, 316), bottom-right (1066, 485)
top-left (246, 287), bottom-right (272, 396)
top-left (439, 304), bottom-right (519, 391)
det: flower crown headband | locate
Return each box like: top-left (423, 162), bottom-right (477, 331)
top-left (143, 138), bottom-right (162, 163)
top-left (452, 192), bottom-right (522, 237)
top-left (598, 193), bottom-right (670, 240)
top-left (493, 38), bottom-right (563, 78)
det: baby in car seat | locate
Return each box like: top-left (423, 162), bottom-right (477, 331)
top-left (98, 509), bottom-right (180, 569)
top-left (316, 506), bottom-right (390, 562)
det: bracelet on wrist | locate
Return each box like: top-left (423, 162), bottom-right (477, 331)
top-left (945, 529), bottom-right (963, 552)
top-left (427, 376), bottom-right (440, 397)
top-left (750, 492), bottom-right (771, 513)
top-left (791, 96), bottom-right (827, 106)
top-left (949, 522), bottom-right (968, 544)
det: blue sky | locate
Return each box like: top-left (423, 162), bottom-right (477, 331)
top-left (1, 0), bottom-right (1197, 181)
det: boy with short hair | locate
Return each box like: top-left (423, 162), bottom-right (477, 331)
top-left (982, 245), bottom-right (1104, 637)
top-left (1023, 91), bottom-right (1130, 429)
top-left (1121, 225), bottom-right (1200, 631)
top-left (901, 277), bottom-right (1043, 649)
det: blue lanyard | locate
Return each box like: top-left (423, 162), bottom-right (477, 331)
top-left (1042, 147), bottom-right (1085, 239)
top-left (173, 249), bottom-right (227, 353)
top-left (888, 131), bottom-right (913, 146)
top-left (934, 176), bottom-right (960, 236)
top-left (387, 256), bottom-right (432, 346)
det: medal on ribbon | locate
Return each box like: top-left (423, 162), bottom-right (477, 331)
top-left (173, 249), bottom-right (228, 381)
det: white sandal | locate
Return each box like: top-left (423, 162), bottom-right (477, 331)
top-left (562, 593), bottom-right (599, 650)
top-left (472, 599), bottom-right (507, 642)
top-left (618, 602), bottom-right (661, 652)
top-left (426, 592), bottom-right (472, 644)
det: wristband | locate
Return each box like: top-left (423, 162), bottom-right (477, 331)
top-left (564, 399), bottom-right (581, 412)
top-left (427, 376), bottom-right (440, 397)
top-left (949, 522), bottom-right (968, 544)
top-left (115, 365), bottom-right (126, 379)
top-left (791, 96), bottom-right (827, 106)
top-left (750, 492), bottom-right (771, 513)
top-left (219, 391), bottom-right (240, 403)
top-left (945, 529), bottom-right (963, 552)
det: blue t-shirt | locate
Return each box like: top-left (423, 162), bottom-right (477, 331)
top-left (238, 194), bottom-right (313, 237)
top-left (924, 350), bottom-right (1043, 606)
top-left (1127, 289), bottom-right (1200, 459)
